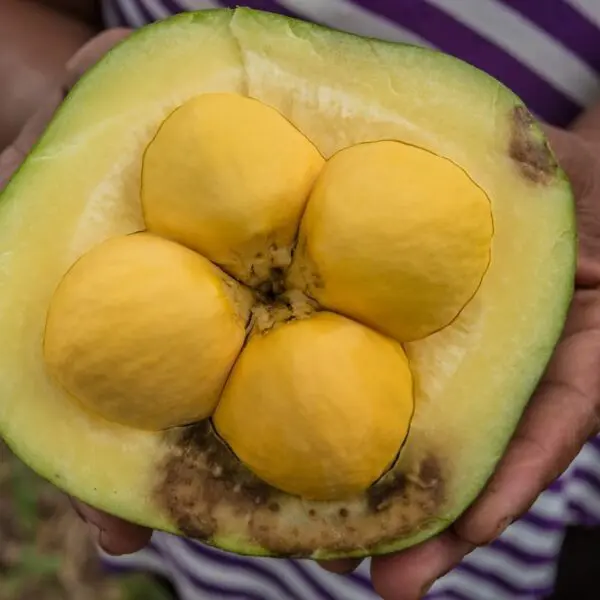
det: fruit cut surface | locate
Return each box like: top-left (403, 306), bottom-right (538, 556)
top-left (0, 8), bottom-right (575, 558)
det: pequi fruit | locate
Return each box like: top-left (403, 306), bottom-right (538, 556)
top-left (287, 140), bottom-right (494, 341)
top-left (0, 8), bottom-right (575, 560)
top-left (213, 311), bottom-right (414, 501)
top-left (43, 233), bottom-right (253, 430)
top-left (142, 92), bottom-right (325, 287)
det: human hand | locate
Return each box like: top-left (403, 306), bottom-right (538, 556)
top-left (321, 124), bottom-right (600, 599)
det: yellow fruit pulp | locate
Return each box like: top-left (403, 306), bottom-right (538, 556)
top-left (289, 141), bottom-right (493, 341)
top-left (214, 312), bottom-right (413, 500)
top-left (42, 91), bottom-right (494, 500)
top-left (44, 233), bottom-right (252, 430)
top-left (142, 93), bottom-right (325, 286)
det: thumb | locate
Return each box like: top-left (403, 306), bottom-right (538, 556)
top-left (70, 498), bottom-right (152, 555)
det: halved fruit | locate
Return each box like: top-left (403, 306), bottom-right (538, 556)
top-left (0, 8), bottom-right (575, 559)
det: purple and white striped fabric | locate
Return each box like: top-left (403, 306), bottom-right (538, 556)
top-left (99, 1), bottom-right (600, 598)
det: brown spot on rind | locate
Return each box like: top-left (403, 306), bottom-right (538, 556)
top-left (367, 472), bottom-right (407, 513)
top-left (155, 427), bottom-right (448, 557)
top-left (509, 106), bottom-right (557, 184)
top-left (176, 513), bottom-right (217, 541)
top-left (155, 420), bottom-right (281, 540)
top-left (419, 456), bottom-right (442, 488)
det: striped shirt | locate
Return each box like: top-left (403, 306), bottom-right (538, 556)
top-left (99, 2), bottom-right (600, 599)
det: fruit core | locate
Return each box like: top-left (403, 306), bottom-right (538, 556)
top-left (42, 92), bottom-right (493, 500)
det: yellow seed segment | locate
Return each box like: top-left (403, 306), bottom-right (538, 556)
top-left (142, 93), bottom-right (325, 286)
top-left (288, 141), bottom-right (494, 342)
top-left (41, 95), bottom-right (491, 498)
top-left (213, 312), bottom-right (414, 501)
top-left (43, 233), bottom-right (252, 430)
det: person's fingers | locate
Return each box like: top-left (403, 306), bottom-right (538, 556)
top-left (570, 102), bottom-right (600, 145)
top-left (71, 498), bottom-right (152, 555)
top-left (0, 146), bottom-right (28, 191)
top-left (318, 558), bottom-right (363, 575)
top-left (370, 530), bottom-right (474, 600)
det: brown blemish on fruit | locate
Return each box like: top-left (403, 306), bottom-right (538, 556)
top-left (419, 456), bottom-right (440, 485)
top-left (247, 243), bottom-right (293, 289)
top-left (418, 456), bottom-right (445, 506)
top-left (250, 289), bottom-right (318, 335)
top-left (367, 471), bottom-right (407, 513)
top-left (155, 430), bottom-right (447, 557)
top-left (287, 235), bottom-right (325, 296)
top-left (155, 420), bottom-right (280, 540)
top-left (257, 267), bottom-right (286, 299)
top-left (509, 106), bottom-right (557, 184)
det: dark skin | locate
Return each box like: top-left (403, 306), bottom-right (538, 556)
top-left (36, 0), bottom-right (102, 24)
top-left (3, 25), bottom-right (600, 600)
top-left (0, 0), bottom-right (98, 149)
